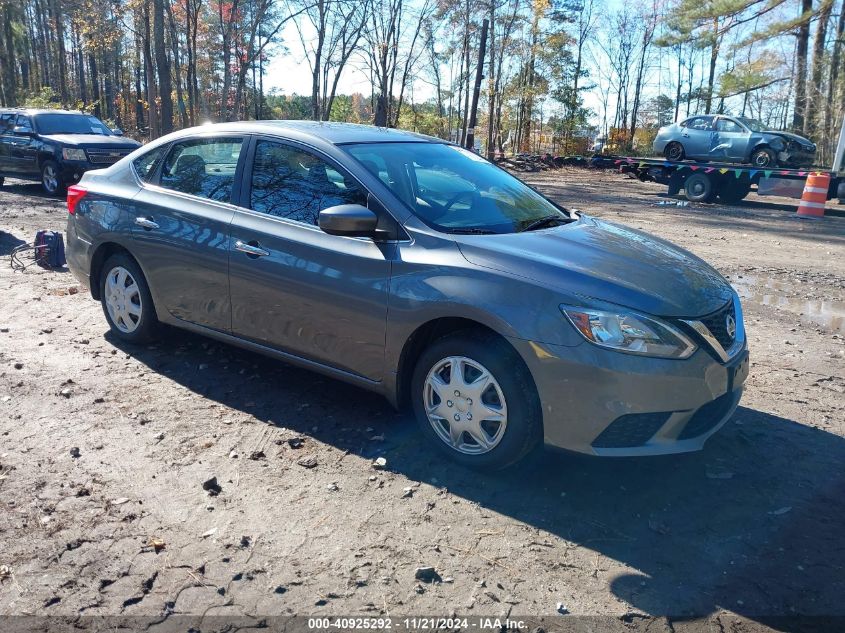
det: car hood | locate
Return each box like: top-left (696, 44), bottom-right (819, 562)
top-left (41, 134), bottom-right (141, 148)
top-left (455, 216), bottom-right (733, 318)
top-left (763, 131), bottom-right (815, 149)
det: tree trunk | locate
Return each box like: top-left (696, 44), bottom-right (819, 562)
top-left (89, 53), bottom-right (101, 118)
top-left (704, 17), bottom-right (720, 114)
top-left (143, 3), bottom-right (159, 138)
top-left (805, 0), bottom-right (833, 137)
top-left (792, 0), bottom-right (812, 131)
top-left (2, 4), bottom-right (17, 105)
top-left (167, 2), bottom-right (188, 128)
top-left (824, 0), bottom-right (845, 161)
top-left (51, 0), bottom-right (69, 105)
top-left (154, 0), bottom-right (173, 134)
top-left (485, 0), bottom-right (495, 157)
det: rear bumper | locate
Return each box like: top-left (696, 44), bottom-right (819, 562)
top-left (509, 336), bottom-right (748, 456)
top-left (65, 217), bottom-right (92, 293)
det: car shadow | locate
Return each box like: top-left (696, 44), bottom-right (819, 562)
top-left (0, 179), bottom-right (59, 199)
top-left (0, 230), bottom-right (27, 256)
top-left (107, 326), bottom-right (845, 627)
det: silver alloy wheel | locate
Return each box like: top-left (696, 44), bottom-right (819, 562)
top-left (104, 266), bottom-right (143, 333)
top-left (42, 164), bottom-right (58, 193)
top-left (753, 152), bottom-right (772, 167)
top-left (423, 356), bottom-right (508, 455)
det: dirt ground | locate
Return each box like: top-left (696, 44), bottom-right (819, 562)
top-left (1, 167), bottom-right (844, 632)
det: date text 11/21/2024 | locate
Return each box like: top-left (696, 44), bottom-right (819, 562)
top-left (306, 617), bottom-right (530, 631)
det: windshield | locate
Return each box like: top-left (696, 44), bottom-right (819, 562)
top-left (343, 142), bottom-right (569, 234)
top-left (737, 117), bottom-right (766, 132)
top-left (34, 113), bottom-right (113, 136)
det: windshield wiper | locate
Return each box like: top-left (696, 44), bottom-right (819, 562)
top-left (519, 214), bottom-right (565, 232)
top-left (448, 227), bottom-right (498, 235)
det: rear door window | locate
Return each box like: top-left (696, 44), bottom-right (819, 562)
top-left (716, 119), bottom-right (744, 133)
top-left (15, 115), bottom-right (33, 132)
top-left (159, 137), bottom-right (243, 202)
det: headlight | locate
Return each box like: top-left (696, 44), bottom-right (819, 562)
top-left (561, 305), bottom-right (697, 359)
top-left (62, 148), bottom-right (87, 161)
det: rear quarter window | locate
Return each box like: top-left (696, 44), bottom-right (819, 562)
top-left (132, 145), bottom-right (167, 183)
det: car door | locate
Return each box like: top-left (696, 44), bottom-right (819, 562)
top-left (0, 114), bottom-right (13, 173)
top-left (130, 135), bottom-right (245, 332)
top-left (712, 117), bottom-right (750, 162)
top-left (228, 137), bottom-right (392, 381)
top-left (679, 116), bottom-right (713, 159)
top-left (7, 114), bottom-right (38, 176)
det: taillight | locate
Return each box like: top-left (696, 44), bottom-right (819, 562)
top-left (67, 185), bottom-right (87, 215)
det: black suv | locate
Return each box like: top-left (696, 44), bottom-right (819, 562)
top-left (0, 108), bottom-right (141, 194)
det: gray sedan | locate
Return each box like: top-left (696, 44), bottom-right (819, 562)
top-left (65, 121), bottom-right (749, 468)
top-left (653, 115), bottom-right (816, 167)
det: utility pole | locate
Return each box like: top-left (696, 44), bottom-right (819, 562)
top-left (465, 18), bottom-right (489, 151)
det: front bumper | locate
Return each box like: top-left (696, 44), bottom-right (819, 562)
top-left (59, 160), bottom-right (91, 186)
top-left (510, 335), bottom-right (748, 456)
top-left (777, 149), bottom-right (816, 168)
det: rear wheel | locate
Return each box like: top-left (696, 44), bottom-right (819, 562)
top-left (411, 331), bottom-right (542, 470)
top-left (99, 253), bottom-right (158, 343)
top-left (664, 142), bottom-right (685, 162)
top-left (684, 172), bottom-right (714, 202)
top-left (41, 160), bottom-right (64, 195)
top-left (750, 147), bottom-right (777, 168)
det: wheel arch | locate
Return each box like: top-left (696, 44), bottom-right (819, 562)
top-left (89, 242), bottom-right (140, 301)
top-left (394, 317), bottom-right (537, 414)
top-left (748, 141), bottom-right (776, 160)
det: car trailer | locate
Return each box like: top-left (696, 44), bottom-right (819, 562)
top-left (593, 116), bottom-right (845, 206)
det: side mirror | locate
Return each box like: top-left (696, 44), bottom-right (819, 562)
top-left (112, 128), bottom-right (124, 136)
top-left (13, 126), bottom-right (34, 136)
top-left (318, 204), bottom-right (378, 238)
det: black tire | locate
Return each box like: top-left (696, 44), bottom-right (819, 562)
top-left (0, 176), bottom-right (5, 187)
top-left (664, 142), bottom-right (685, 162)
top-left (99, 253), bottom-right (159, 344)
top-left (411, 331), bottom-right (542, 470)
top-left (750, 147), bottom-right (777, 168)
top-left (684, 172), bottom-right (714, 202)
top-left (717, 180), bottom-right (752, 204)
top-left (41, 160), bottom-right (64, 195)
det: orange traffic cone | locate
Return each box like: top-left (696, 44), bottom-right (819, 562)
top-left (796, 172), bottom-right (831, 218)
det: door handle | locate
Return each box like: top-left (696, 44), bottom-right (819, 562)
top-left (682, 133), bottom-right (690, 138)
top-left (234, 240), bottom-right (270, 258)
top-left (134, 217), bottom-right (159, 230)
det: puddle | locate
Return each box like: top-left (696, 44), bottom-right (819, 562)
top-left (730, 275), bottom-right (845, 335)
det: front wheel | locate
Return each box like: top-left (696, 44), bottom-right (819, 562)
top-left (41, 160), bottom-right (64, 195)
top-left (100, 253), bottom-right (158, 343)
top-left (750, 147), bottom-right (777, 168)
top-left (411, 332), bottom-right (542, 470)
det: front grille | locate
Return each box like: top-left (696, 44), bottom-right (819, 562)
top-left (678, 392), bottom-right (737, 440)
top-left (86, 148), bottom-right (132, 165)
top-left (592, 412), bottom-right (670, 448)
top-left (699, 301), bottom-right (736, 350)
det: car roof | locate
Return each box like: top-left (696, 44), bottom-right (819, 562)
top-left (0, 108), bottom-right (85, 116)
top-left (168, 120), bottom-right (442, 145)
